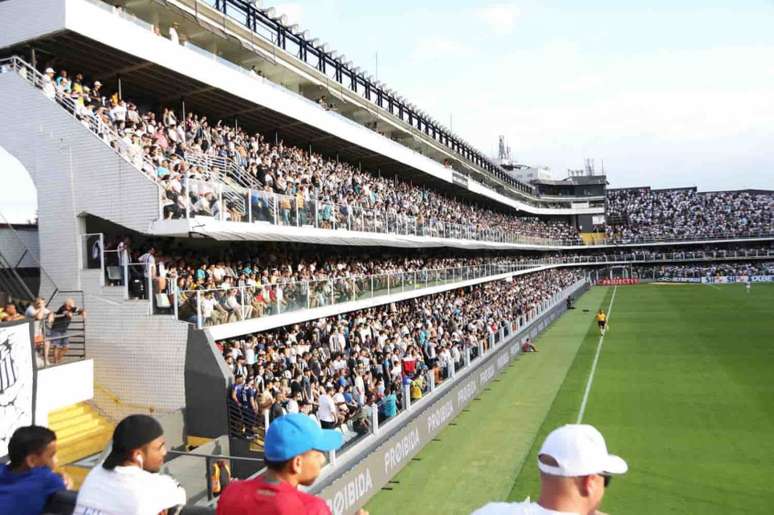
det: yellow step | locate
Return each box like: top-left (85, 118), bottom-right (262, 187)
top-left (59, 465), bottom-right (90, 490)
top-left (57, 423), bottom-right (112, 448)
top-left (47, 402), bottom-right (114, 466)
top-left (55, 418), bottom-right (104, 441)
top-left (57, 432), bottom-right (112, 465)
top-left (48, 403), bottom-right (91, 424)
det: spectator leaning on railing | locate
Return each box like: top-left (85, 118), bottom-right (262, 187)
top-left (48, 297), bottom-right (86, 365)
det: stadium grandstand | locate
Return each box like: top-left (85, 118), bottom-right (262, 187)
top-left (0, 1), bottom-right (772, 514)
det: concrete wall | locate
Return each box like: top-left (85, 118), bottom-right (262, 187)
top-left (35, 359), bottom-right (94, 426)
top-left (0, 71), bottom-right (190, 416)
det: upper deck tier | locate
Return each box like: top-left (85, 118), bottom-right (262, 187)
top-left (0, 0), bottom-right (606, 219)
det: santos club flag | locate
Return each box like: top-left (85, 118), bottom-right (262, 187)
top-left (0, 320), bottom-right (37, 461)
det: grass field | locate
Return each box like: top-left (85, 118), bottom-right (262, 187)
top-left (365, 283), bottom-right (774, 514)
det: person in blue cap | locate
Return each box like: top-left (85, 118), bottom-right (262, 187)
top-left (217, 412), bottom-right (368, 515)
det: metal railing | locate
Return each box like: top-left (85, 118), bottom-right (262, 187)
top-left (170, 178), bottom-right (581, 246)
top-left (183, 262), bottom-right (534, 328)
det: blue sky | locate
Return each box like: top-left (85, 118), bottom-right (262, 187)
top-left (3, 0), bottom-right (774, 222)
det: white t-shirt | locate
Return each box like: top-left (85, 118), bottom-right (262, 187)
top-left (317, 394), bottom-right (337, 423)
top-left (74, 464), bottom-right (186, 515)
top-left (472, 501), bottom-right (579, 515)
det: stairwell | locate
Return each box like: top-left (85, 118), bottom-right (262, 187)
top-left (48, 402), bottom-right (114, 488)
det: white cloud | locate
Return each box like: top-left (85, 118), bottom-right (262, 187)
top-left (475, 3), bottom-right (521, 36)
top-left (410, 36), bottom-right (473, 63)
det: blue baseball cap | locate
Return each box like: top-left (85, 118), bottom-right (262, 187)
top-left (264, 413), bottom-right (343, 461)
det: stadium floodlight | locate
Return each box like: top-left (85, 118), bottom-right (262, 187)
top-left (288, 24), bottom-right (300, 34)
top-left (264, 7), bottom-right (276, 18)
top-left (278, 14), bottom-right (289, 25)
top-left (309, 38), bottom-right (320, 46)
top-left (300, 30), bottom-right (310, 40)
top-left (247, 0), bottom-right (262, 8)
top-left (320, 43), bottom-right (330, 53)
top-left (344, 60), bottom-right (353, 68)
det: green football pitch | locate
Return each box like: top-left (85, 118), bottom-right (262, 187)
top-left (365, 283), bottom-right (774, 514)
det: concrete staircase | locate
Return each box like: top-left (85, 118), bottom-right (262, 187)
top-left (48, 402), bottom-right (114, 487)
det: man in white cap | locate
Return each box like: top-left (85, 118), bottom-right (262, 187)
top-left (472, 424), bottom-right (627, 515)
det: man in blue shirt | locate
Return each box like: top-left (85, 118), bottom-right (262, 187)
top-left (379, 387), bottom-right (398, 423)
top-left (0, 425), bottom-right (70, 515)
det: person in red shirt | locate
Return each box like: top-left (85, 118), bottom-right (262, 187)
top-left (216, 413), bottom-right (368, 515)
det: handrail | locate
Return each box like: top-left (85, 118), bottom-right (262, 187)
top-left (180, 262), bottom-right (534, 328)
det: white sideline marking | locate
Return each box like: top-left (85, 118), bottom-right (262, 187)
top-left (705, 283), bottom-right (721, 290)
top-left (577, 286), bottom-right (618, 424)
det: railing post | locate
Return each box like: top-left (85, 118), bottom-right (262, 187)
top-left (240, 286), bottom-right (246, 320)
top-left (196, 290), bottom-right (203, 329)
top-left (314, 196), bottom-right (319, 228)
top-left (185, 178), bottom-right (191, 219)
top-left (248, 189), bottom-right (253, 223)
top-left (122, 249), bottom-right (129, 300)
top-left (371, 402), bottom-right (380, 435)
top-left (464, 347), bottom-right (471, 367)
top-left (330, 449), bottom-right (337, 466)
top-left (98, 233), bottom-right (105, 287)
top-left (173, 284), bottom-right (179, 319)
top-left (205, 456), bottom-right (213, 502)
top-left (429, 372), bottom-right (435, 392)
top-left (147, 270), bottom-right (154, 315)
top-left (402, 383), bottom-right (411, 411)
top-left (272, 194), bottom-right (279, 225)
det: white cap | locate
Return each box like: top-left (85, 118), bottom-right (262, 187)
top-left (45, 67), bottom-right (54, 74)
top-left (537, 424), bottom-right (628, 477)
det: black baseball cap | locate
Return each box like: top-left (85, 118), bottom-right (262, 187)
top-left (103, 414), bottom-right (164, 470)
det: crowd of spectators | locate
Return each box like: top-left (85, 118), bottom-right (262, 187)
top-left (25, 63), bottom-right (582, 242)
top-left (0, 297), bottom-right (85, 368)
top-left (605, 188), bottom-right (774, 243)
top-left (220, 268), bottom-right (582, 439)
top-left (112, 238), bottom-right (538, 324)
top-left (636, 262), bottom-right (774, 279)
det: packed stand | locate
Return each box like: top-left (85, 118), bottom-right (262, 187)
top-left (113, 237), bottom-right (538, 325)
top-left (26, 62), bottom-right (581, 243)
top-left (605, 188), bottom-right (774, 243)
top-left (636, 262), bottom-right (774, 279)
top-left (220, 269), bottom-right (582, 440)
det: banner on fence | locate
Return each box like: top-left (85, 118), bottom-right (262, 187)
top-left (0, 320), bottom-right (36, 461)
